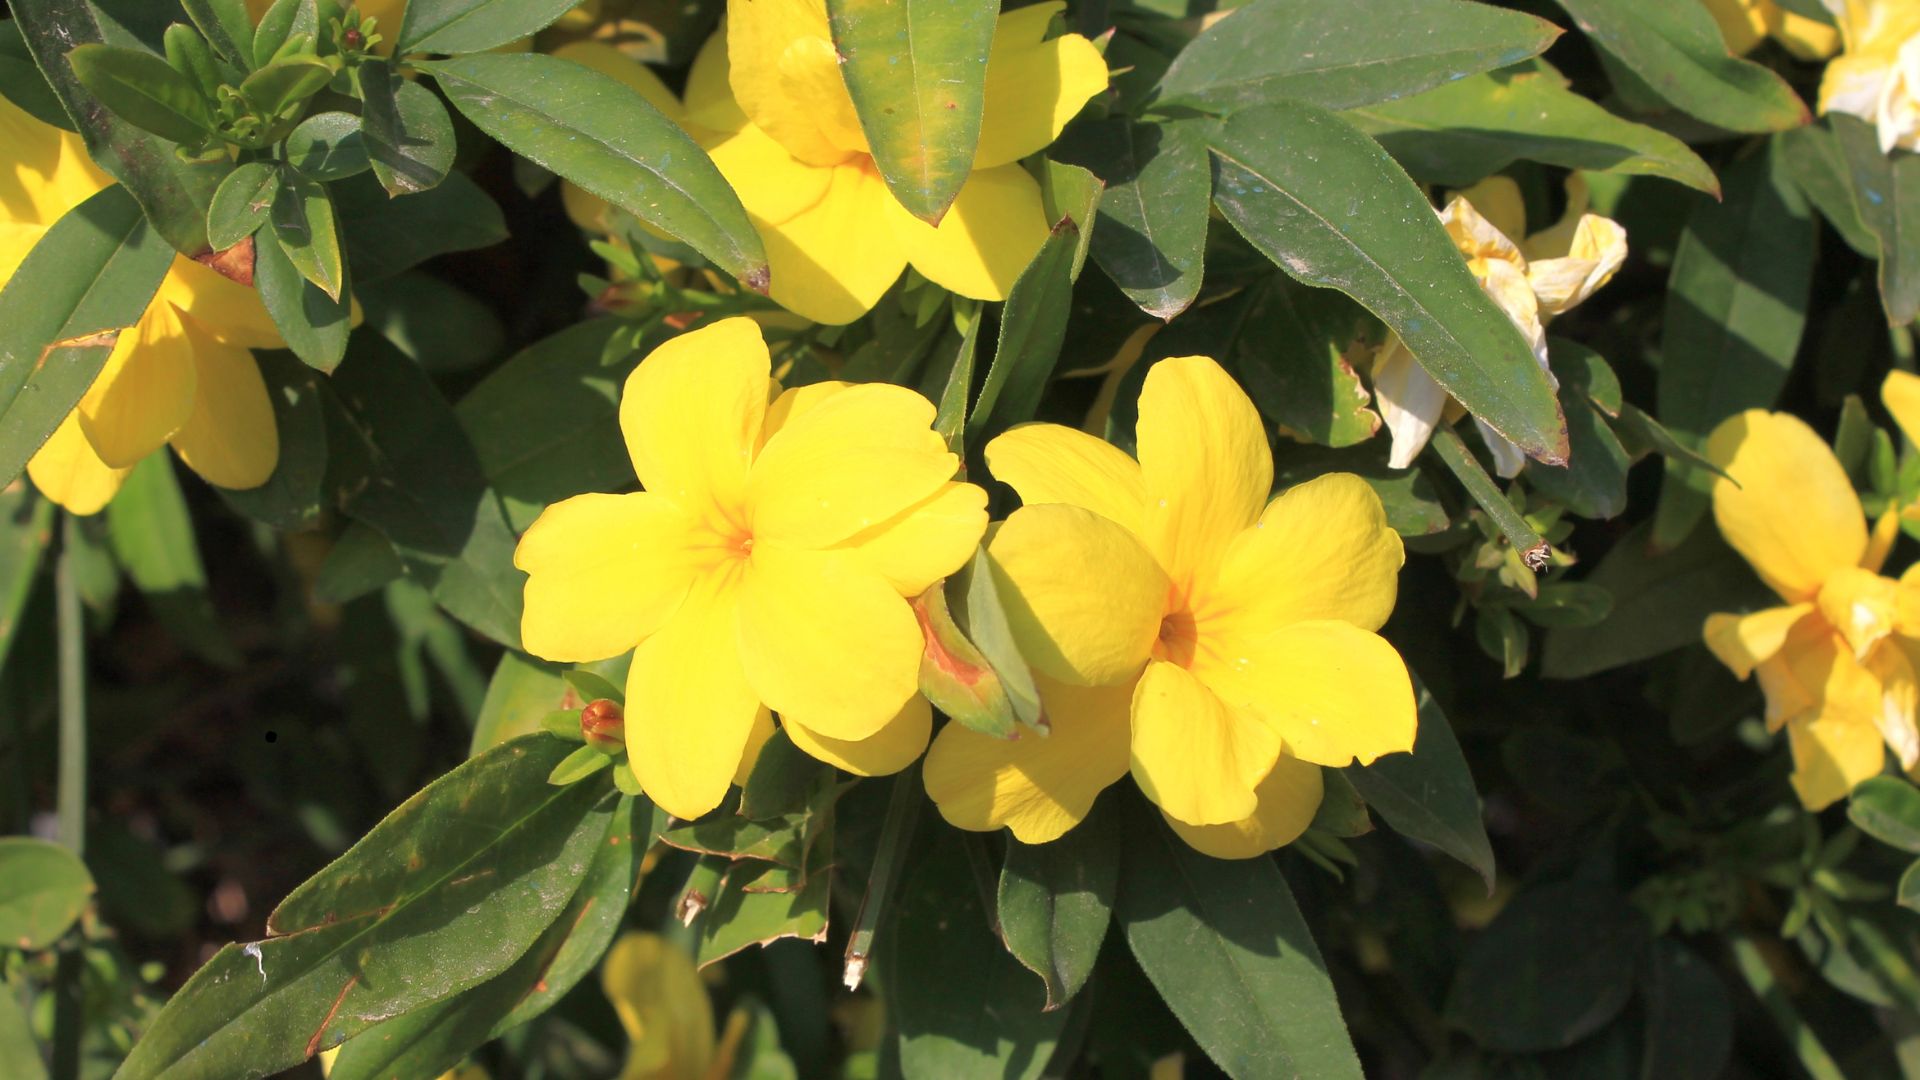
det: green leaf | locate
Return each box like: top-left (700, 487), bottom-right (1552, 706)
top-left (1528, 339), bottom-right (1631, 520)
top-left (181, 0), bottom-right (255, 69)
top-left (1208, 101), bottom-right (1568, 465)
top-left (1777, 121), bottom-right (1877, 257)
top-left (206, 160), bottom-right (279, 251)
top-left (1639, 941), bottom-right (1733, 1080)
top-left (933, 302), bottom-right (982, 453)
top-left (1549, 0), bottom-right (1808, 133)
top-left (334, 170), bottom-right (507, 284)
top-left (105, 455), bottom-right (240, 669)
top-left (255, 212), bottom-right (352, 371)
top-left (0, 982), bottom-right (46, 1080)
top-left (116, 737), bottom-right (614, 1080)
top-left (0, 18), bottom-right (75, 130)
top-left (1516, 583), bottom-right (1615, 628)
top-left (422, 52), bottom-right (767, 289)
top-left (314, 522), bottom-right (403, 604)
top-left (359, 60), bottom-right (457, 196)
top-left (695, 859), bottom-right (831, 968)
top-left (238, 55), bottom-right (333, 125)
top-left (968, 218), bottom-right (1080, 442)
top-left (1651, 143), bottom-right (1814, 550)
top-left (0, 485), bottom-right (54, 679)
top-left (885, 830), bottom-right (1067, 1080)
top-left (286, 111), bottom-right (370, 181)
top-left (0, 837), bottom-right (94, 951)
top-left (961, 547), bottom-right (1044, 732)
top-left (740, 730), bottom-right (831, 821)
top-left (1346, 676), bottom-right (1494, 889)
top-left (1849, 777), bottom-right (1920, 854)
top-left (548, 744), bottom-right (612, 785)
top-left (328, 797), bottom-right (656, 1080)
top-left (1833, 113), bottom-right (1920, 327)
top-left (998, 796), bottom-right (1118, 1010)
top-left (1900, 861), bottom-right (1920, 913)
top-left (249, 0), bottom-right (315, 69)
top-left (271, 172), bottom-right (347, 299)
top-left (0, 184), bottom-right (172, 489)
top-left (67, 43), bottom-right (213, 144)
top-left (396, 0), bottom-right (581, 55)
top-left (562, 669), bottom-right (623, 706)
top-left (1446, 881), bottom-right (1643, 1052)
top-left (470, 650), bottom-right (625, 756)
top-left (1119, 799), bottom-right (1363, 1080)
top-left (1155, 0), bottom-right (1560, 114)
top-left (1344, 63), bottom-right (1718, 195)
top-left (164, 23), bottom-right (222, 101)
top-left (218, 350), bottom-right (330, 530)
top-left (362, 272), bottom-right (505, 374)
top-left (1054, 117), bottom-right (1212, 320)
top-left (825, 0), bottom-right (997, 223)
top-left (1232, 276), bottom-right (1380, 449)
top-left (661, 778), bottom-right (837, 869)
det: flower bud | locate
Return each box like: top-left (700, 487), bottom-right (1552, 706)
top-left (580, 699), bottom-right (625, 754)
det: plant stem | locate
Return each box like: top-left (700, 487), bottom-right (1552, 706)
top-left (1729, 934), bottom-right (1846, 1080)
top-left (51, 513), bottom-right (87, 1080)
top-left (1431, 427), bottom-right (1549, 571)
top-left (842, 763), bottom-right (922, 990)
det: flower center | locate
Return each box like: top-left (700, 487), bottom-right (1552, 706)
top-left (1154, 608), bottom-right (1198, 668)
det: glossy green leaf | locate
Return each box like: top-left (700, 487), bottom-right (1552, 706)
top-left (67, 43), bottom-right (212, 144)
top-left (1344, 63), bottom-right (1717, 194)
top-left (206, 160), bottom-right (279, 251)
top-left (396, 0), bottom-right (580, 55)
top-left (661, 777), bottom-right (837, 869)
top-left (271, 173), bottom-right (346, 299)
top-left (962, 547), bottom-right (1045, 732)
top-left (1652, 143), bottom-right (1813, 550)
top-left (1777, 122), bottom-right (1877, 257)
top-left (0, 837), bottom-right (94, 951)
top-left (1900, 861), bottom-right (1920, 913)
top-left (116, 736), bottom-right (613, 1080)
top-left (1209, 101), bottom-right (1567, 464)
top-left (1849, 777), bottom-right (1920, 854)
top-left (0, 485), bottom-right (53, 679)
top-left (1041, 157), bottom-right (1102, 281)
top-left (1833, 113), bottom-right (1920, 327)
top-left (0, 18), bottom-right (72, 131)
top-left (422, 52), bottom-right (767, 289)
top-left (237, 56), bottom-right (333, 126)
top-left (471, 651), bottom-right (579, 756)
top-left (105, 455), bottom-right (240, 669)
top-left (548, 744), bottom-right (612, 785)
top-left (0, 184), bottom-right (172, 488)
top-left (181, 0), bottom-right (254, 69)
top-left (696, 859), bottom-right (831, 969)
top-left (826, 0), bottom-right (997, 223)
top-left (1055, 117), bottom-right (1212, 320)
top-left (218, 350), bottom-right (330, 530)
top-left (968, 218), bottom-right (1080, 442)
top-left (250, 0), bottom-right (315, 70)
top-left (1120, 799), bottom-right (1363, 1080)
top-left (998, 797), bottom-right (1118, 1010)
top-left (255, 213), bottom-right (351, 371)
top-left (359, 60), bottom-right (457, 196)
top-left (286, 111), bottom-right (371, 181)
top-left (1528, 339), bottom-right (1630, 520)
top-left (334, 170), bottom-right (507, 284)
top-left (933, 303), bottom-right (981, 454)
top-left (1550, 0), bottom-right (1807, 133)
top-left (740, 730), bottom-right (831, 821)
top-left (1156, 0), bottom-right (1559, 113)
top-left (1446, 881), bottom-right (1643, 1052)
top-left (362, 272), bottom-right (505, 373)
top-left (1233, 276), bottom-right (1381, 448)
top-left (163, 23), bottom-right (221, 101)
top-left (1347, 676), bottom-right (1493, 889)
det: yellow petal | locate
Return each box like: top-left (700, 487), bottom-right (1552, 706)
top-left (26, 410), bottom-right (132, 516)
top-left (1131, 658), bottom-right (1280, 826)
top-left (0, 95), bottom-right (110, 226)
top-left (1771, 9), bottom-right (1841, 60)
top-left (155, 255), bottom-right (284, 350)
top-left (1701, 0), bottom-right (1769, 52)
top-left (1136, 355), bottom-right (1273, 590)
top-left (1885, 370), bottom-right (1920, 450)
top-left (1163, 754), bottom-right (1323, 859)
top-left (784, 696), bottom-right (931, 777)
top-left (838, 481), bottom-right (989, 596)
top-left (888, 163), bottom-right (1048, 302)
top-left (77, 302), bottom-right (198, 469)
top-left (1703, 603), bottom-right (1814, 680)
top-left (923, 674), bottom-right (1133, 843)
top-left (725, 0), bottom-right (861, 165)
top-left (1867, 642), bottom-right (1920, 771)
top-left (1370, 337), bottom-right (1448, 469)
top-left (735, 544), bottom-right (921, 741)
top-left (985, 503), bottom-right (1166, 686)
top-left (983, 422), bottom-right (1147, 535)
top-left (1196, 473), bottom-right (1404, 636)
top-left (757, 162), bottom-right (907, 325)
top-left (683, 27), bottom-right (750, 134)
top-left (1451, 178), bottom-right (1528, 245)
top-left (1788, 711), bottom-right (1887, 810)
top-left (748, 382), bottom-right (956, 549)
top-left (620, 317), bottom-right (770, 520)
top-left (1524, 215), bottom-right (1628, 318)
top-left (600, 932), bottom-right (716, 1080)
top-left (1707, 410), bottom-right (1866, 603)
top-left (1754, 617), bottom-right (1839, 729)
top-left (164, 314), bottom-right (277, 490)
top-left (734, 707), bottom-right (777, 786)
top-left (975, 2), bottom-right (1109, 169)
top-left (515, 492), bottom-right (701, 663)
top-left (703, 121), bottom-right (837, 225)
top-left (1193, 620), bottom-right (1417, 768)
top-left (1818, 566), bottom-right (1902, 661)
top-left (627, 573), bottom-right (762, 819)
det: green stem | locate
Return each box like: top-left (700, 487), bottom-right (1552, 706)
top-left (842, 763), bottom-right (923, 990)
top-left (50, 514), bottom-right (86, 1080)
top-left (1729, 934), bottom-right (1846, 1080)
top-left (1431, 427), bottom-right (1548, 571)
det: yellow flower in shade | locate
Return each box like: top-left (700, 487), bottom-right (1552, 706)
top-left (923, 355), bottom-right (1417, 859)
top-left (1, 97), bottom-right (283, 515)
top-left (601, 932), bottom-right (791, 1080)
top-left (1703, 0), bottom-right (1840, 60)
top-left (1818, 0), bottom-right (1920, 153)
top-left (671, 0), bottom-right (1107, 325)
top-left (1702, 373), bottom-right (1920, 809)
top-left (1371, 175), bottom-right (1626, 477)
top-left (513, 317), bottom-right (987, 818)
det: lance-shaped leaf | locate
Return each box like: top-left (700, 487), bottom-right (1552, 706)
top-left (271, 172), bottom-right (347, 300)
top-left (0, 19), bottom-right (71, 131)
top-left (0, 184), bottom-right (172, 488)
top-left (207, 160), bottom-right (280, 251)
top-left (396, 0), bottom-right (584, 56)
top-left (1155, 0), bottom-right (1560, 114)
top-left (968, 216), bottom-right (1083, 442)
top-left (255, 217), bottom-right (352, 372)
top-left (827, 0), bottom-right (998, 223)
top-left (1346, 675), bottom-right (1494, 889)
top-left (420, 53), bottom-right (768, 290)
top-left (1208, 101), bottom-right (1567, 464)
top-left (67, 43), bottom-right (215, 144)
top-left (1833, 113), bottom-right (1920, 327)
top-left (114, 737), bottom-right (615, 1080)
top-left (1054, 116), bottom-right (1213, 320)
top-left (181, 0), bottom-right (255, 69)
top-left (998, 796), bottom-right (1118, 1010)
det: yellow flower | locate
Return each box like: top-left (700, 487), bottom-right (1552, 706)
top-left (672, 0), bottom-right (1107, 325)
top-left (513, 317), bottom-right (986, 818)
top-left (923, 355), bottom-right (1416, 859)
top-left (1700, 373), bottom-right (1920, 809)
top-left (1818, 0), bottom-right (1920, 153)
top-left (602, 933), bottom-right (716, 1080)
top-left (2, 97), bottom-right (283, 515)
top-left (1703, 0), bottom-right (1841, 60)
top-left (1370, 175), bottom-right (1626, 476)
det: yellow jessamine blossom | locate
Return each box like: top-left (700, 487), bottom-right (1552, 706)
top-left (602, 932), bottom-right (792, 1080)
top-left (513, 317), bottom-right (987, 819)
top-left (1701, 372), bottom-right (1920, 809)
top-left (2, 97), bottom-right (283, 515)
top-left (923, 355), bottom-right (1417, 859)
top-left (1371, 176), bottom-right (1627, 476)
top-left (1818, 0), bottom-right (1920, 153)
top-left (1703, 0), bottom-right (1840, 60)
top-left (671, 0), bottom-right (1107, 325)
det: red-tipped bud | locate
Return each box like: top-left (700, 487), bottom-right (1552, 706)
top-left (580, 699), bottom-right (625, 754)
top-left (343, 27), bottom-right (364, 49)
